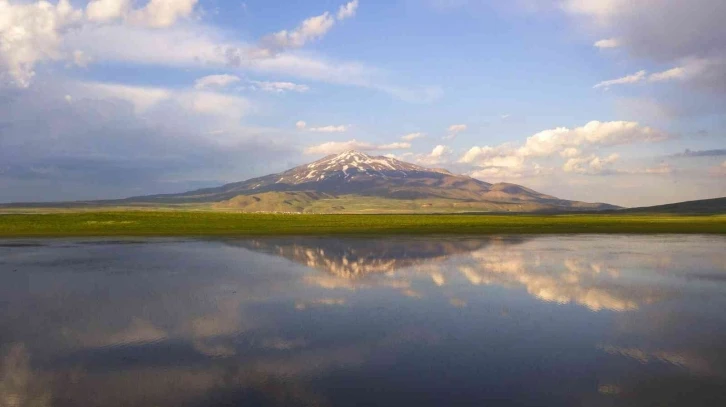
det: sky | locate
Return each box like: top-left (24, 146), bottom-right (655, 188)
top-left (0, 0), bottom-right (724, 207)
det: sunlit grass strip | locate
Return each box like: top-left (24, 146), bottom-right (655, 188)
top-left (0, 212), bottom-right (724, 237)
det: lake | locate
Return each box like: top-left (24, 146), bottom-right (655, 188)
top-left (1, 235), bottom-right (726, 406)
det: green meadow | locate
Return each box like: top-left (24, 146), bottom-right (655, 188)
top-left (0, 211), bottom-right (724, 237)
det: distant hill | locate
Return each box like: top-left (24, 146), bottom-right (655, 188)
top-left (621, 197), bottom-right (726, 214)
top-left (1, 150), bottom-right (620, 213)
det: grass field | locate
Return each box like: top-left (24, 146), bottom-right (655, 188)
top-left (0, 211), bottom-right (725, 237)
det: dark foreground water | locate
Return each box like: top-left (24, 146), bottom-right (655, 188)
top-left (1, 236), bottom-right (726, 407)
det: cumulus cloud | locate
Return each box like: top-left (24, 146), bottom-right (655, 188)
top-left (560, 147), bottom-right (580, 158)
top-left (0, 0), bottom-right (83, 87)
top-left (401, 132), bottom-right (425, 141)
top-left (129, 0), bottom-right (198, 28)
top-left (194, 74), bottom-right (241, 89)
top-left (304, 140), bottom-right (411, 155)
top-left (460, 120), bottom-right (669, 180)
top-left (563, 153), bottom-right (620, 175)
top-left (412, 145), bottom-right (453, 166)
top-left (337, 0), bottom-right (359, 20)
top-left (518, 121), bottom-right (668, 157)
top-left (594, 38), bottom-right (619, 48)
top-left (85, 0), bottom-right (199, 28)
top-left (296, 121), bottom-right (307, 130)
top-left (431, 145), bottom-right (451, 158)
top-left (0, 1), bottom-right (370, 89)
top-left (0, 1), bottom-right (428, 103)
top-left (86, 0), bottom-right (129, 22)
top-left (0, 0), bottom-right (199, 88)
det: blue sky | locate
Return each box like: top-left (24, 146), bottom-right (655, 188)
top-left (0, 0), bottom-right (724, 206)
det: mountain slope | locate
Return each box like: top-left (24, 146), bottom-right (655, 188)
top-left (620, 197), bottom-right (726, 214)
top-left (123, 150), bottom-right (618, 212)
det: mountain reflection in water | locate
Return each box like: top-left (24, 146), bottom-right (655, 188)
top-left (1, 235), bottom-right (726, 406)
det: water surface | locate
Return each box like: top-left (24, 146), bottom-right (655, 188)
top-left (1, 235), bottom-right (726, 406)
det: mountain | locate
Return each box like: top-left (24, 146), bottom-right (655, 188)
top-left (620, 197), bottom-right (726, 214)
top-left (229, 237), bottom-right (505, 278)
top-left (116, 150), bottom-right (618, 213)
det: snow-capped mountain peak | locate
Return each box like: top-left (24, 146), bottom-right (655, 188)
top-left (265, 150), bottom-right (430, 186)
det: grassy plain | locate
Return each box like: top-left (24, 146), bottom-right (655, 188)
top-left (0, 211), bottom-right (724, 237)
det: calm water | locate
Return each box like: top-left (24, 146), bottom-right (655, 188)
top-left (1, 235), bottom-right (726, 407)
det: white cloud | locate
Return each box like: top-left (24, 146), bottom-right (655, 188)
top-left (304, 139), bottom-right (411, 155)
top-left (560, 147), bottom-right (580, 158)
top-left (85, 0), bottom-right (198, 27)
top-left (258, 0), bottom-right (360, 53)
top-left (563, 153), bottom-right (620, 175)
top-left (1, 1), bottom-right (423, 102)
top-left (186, 91), bottom-right (251, 119)
top-left (250, 80), bottom-right (309, 93)
top-left (296, 121), bottom-right (307, 130)
top-left (380, 142), bottom-right (412, 150)
top-left (308, 125), bottom-right (349, 133)
top-left (129, 0), bottom-right (199, 29)
top-left (592, 65), bottom-right (698, 88)
top-left (263, 12), bottom-right (335, 51)
top-left (448, 124), bottom-right (467, 133)
top-left (444, 124), bottom-right (467, 139)
top-left (0, 0), bottom-right (371, 90)
top-left (593, 61), bottom-right (714, 90)
top-left (648, 67), bottom-right (686, 82)
top-left (401, 132), bottom-right (425, 141)
top-left (413, 145), bottom-right (453, 166)
top-left (80, 81), bottom-right (252, 121)
top-left (594, 38), bottom-right (619, 49)
top-left (460, 120), bottom-right (669, 179)
top-left (82, 82), bottom-right (172, 112)
top-left (194, 74), bottom-right (240, 89)
top-left (0, 0), bottom-right (83, 87)
top-left (337, 0), bottom-right (359, 20)
top-left (0, 0), bottom-right (199, 88)
top-left (593, 70), bottom-right (646, 89)
top-left (562, 0), bottom-right (726, 94)
top-left (518, 120), bottom-right (668, 157)
top-left (431, 145), bottom-right (451, 158)
top-left (470, 166), bottom-right (525, 180)
top-left (86, 0), bottom-right (129, 22)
